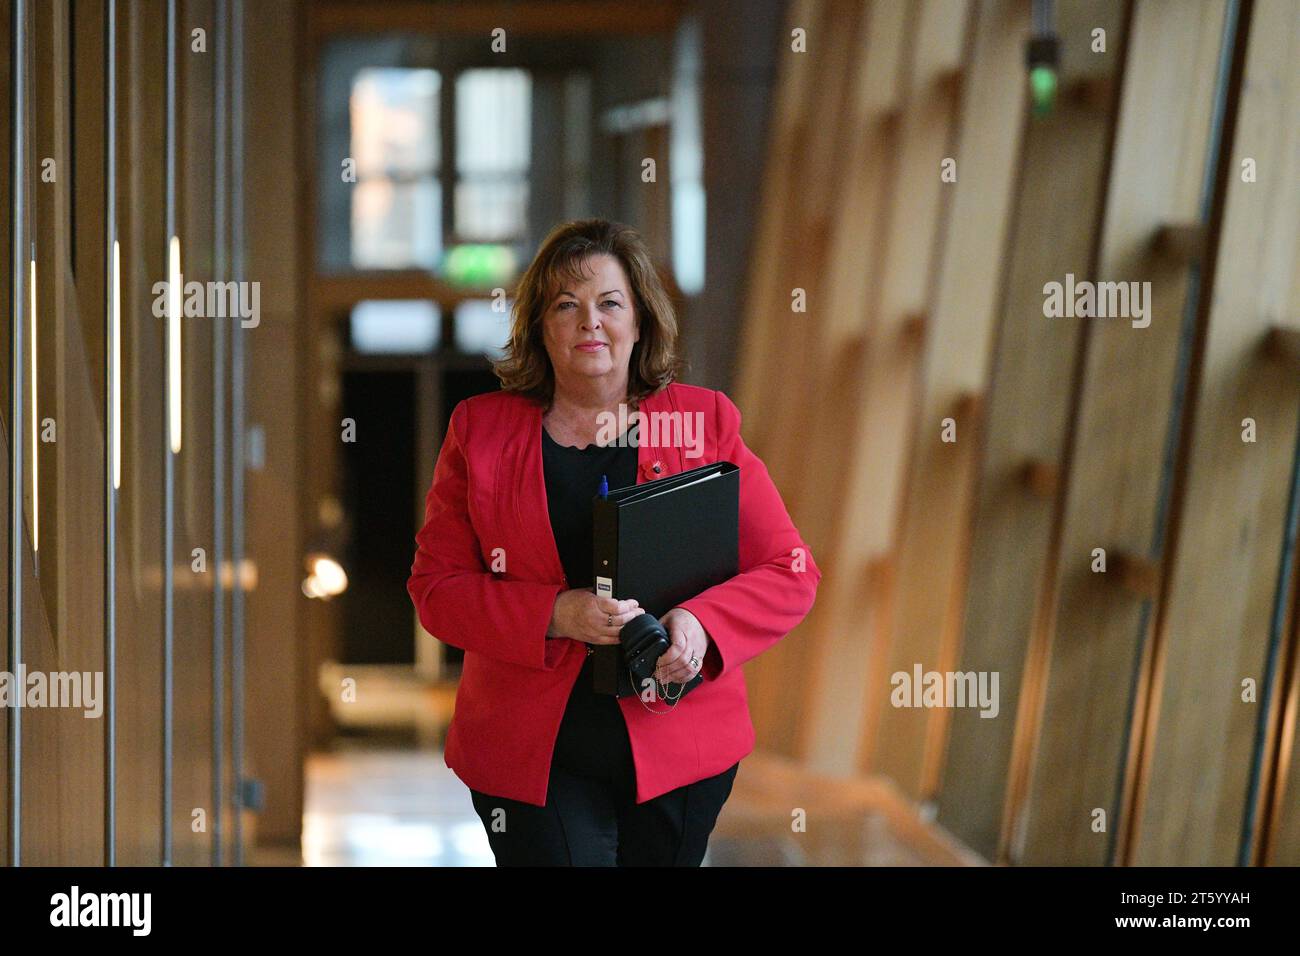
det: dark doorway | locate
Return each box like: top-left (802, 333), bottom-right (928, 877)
top-left (340, 368), bottom-right (417, 664)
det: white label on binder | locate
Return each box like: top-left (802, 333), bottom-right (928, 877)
top-left (596, 576), bottom-right (614, 599)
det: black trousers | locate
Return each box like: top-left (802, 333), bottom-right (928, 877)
top-left (469, 654), bottom-right (739, 866)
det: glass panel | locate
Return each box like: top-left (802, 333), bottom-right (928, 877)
top-left (351, 67), bottom-right (439, 176)
top-left (347, 66), bottom-right (441, 268)
top-left (455, 68), bottom-right (530, 240)
top-left (351, 178), bottom-right (441, 269)
top-left (453, 179), bottom-right (527, 244)
top-left (350, 300), bottom-right (442, 354)
top-left (455, 68), bottom-right (530, 173)
top-left (453, 299), bottom-right (511, 356)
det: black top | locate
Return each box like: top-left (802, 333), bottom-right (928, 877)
top-left (541, 420), bottom-right (637, 696)
top-left (541, 422), bottom-right (638, 588)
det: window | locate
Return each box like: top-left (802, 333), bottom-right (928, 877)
top-left (349, 67), bottom-right (441, 269)
top-left (349, 300), bottom-right (442, 354)
top-left (454, 69), bottom-right (531, 243)
top-left (453, 299), bottom-right (511, 356)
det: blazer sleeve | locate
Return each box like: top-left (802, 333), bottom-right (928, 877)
top-left (407, 399), bottom-right (569, 672)
top-left (673, 389), bottom-right (821, 682)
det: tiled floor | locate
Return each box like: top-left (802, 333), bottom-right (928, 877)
top-left (254, 735), bottom-right (984, 867)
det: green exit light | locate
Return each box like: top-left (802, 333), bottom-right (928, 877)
top-left (443, 244), bottom-right (517, 287)
top-left (1030, 65), bottom-right (1057, 117)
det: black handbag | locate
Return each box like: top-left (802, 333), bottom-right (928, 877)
top-left (618, 611), bottom-right (704, 712)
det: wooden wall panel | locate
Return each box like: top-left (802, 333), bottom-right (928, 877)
top-left (16, 0), bottom-right (108, 866)
top-left (38, 230), bottom-right (108, 864)
top-left (15, 496), bottom-right (64, 860)
top-left (759, 0), bottom-right (865, 496)
top-left (938, 0), bottom-right (1128, 862)
top-left (1131, 0), bottom-right (1300, 866)
top-left (868, 0), bottom-right (1029, 798)
top-left (727, 0), bottom-right (1300, 869)
top-left (22, 0), bottom-right (59, 859)
top-left (820, 0), bottom-right (967, 568)
top-left (793, 0), bottom-right (970, 775)
top-left (172, 0), bottom-right (218, 867)
top-left (733, 0), bottom-right (826, 455)
top-left (55, 60), bottom-right (111, 856)
top-left (780, 0), bottom-right (915, 764)
top-left (1014, 0), bottom-right (1229, 865)
top-left (792, 0), bottom-right (910, 554)
top-left (112, 0), bottom-right (168, 866)
top-left (790, 0), bottom-right (912, 771)
top-left (243, 0), bottom-right (305, 847)
top-left (74, 2), bottom-right (109, 412)
top-left (748, 0), bottom-right (868, 754)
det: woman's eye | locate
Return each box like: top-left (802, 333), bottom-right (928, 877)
top-left (556, 299), bottom-right (618, 310)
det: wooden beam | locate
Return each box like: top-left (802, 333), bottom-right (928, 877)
top-left (866, 0), bottom-right (1028, 797)
top-left (1130, 0), bottom-right (1300, 867)
top-left (310, 272), bottom-right (491, 313)
top-left (940, 0), bottom-right (1130, 865)
top-left (758, 0), bottom-right (868, 501)
top-left (1015, 0), bottom-right (1230, 866)
top-left (792, 0), bottom-right (970, 778)
top-left (310, 0), bottom-right (685, 37)
top-left (733, 0), bottom-right (830, 750)
top-left (733, 0), bottom-right (826, 454)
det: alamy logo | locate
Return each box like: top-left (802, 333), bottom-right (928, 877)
top-left (50, 886), bottom-right (151, 936)
top-left (0, 667), bottom-right (103, 718)
top-left (595, 408), bottom-right (706, 459)
top-left (1042, 273), bottom-right (1151, 328)
top-left (151, 277), bottom-right (260, 327)
top-left (890, 664), bottom-right (999, 718)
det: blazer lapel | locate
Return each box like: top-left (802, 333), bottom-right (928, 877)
top-left (636, 385), bottom-right (686, 484)
top-left (511, 395), bottom-right (567, 586)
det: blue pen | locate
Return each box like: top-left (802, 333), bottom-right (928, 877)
top-left (598, 474), bottom-right (609, 498)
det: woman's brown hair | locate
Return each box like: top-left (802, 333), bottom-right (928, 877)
top-left (491, 218), bottom-right (683, 407)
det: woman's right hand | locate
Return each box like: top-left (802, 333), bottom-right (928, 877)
top-left (547, 589), bottom-right (641, 646)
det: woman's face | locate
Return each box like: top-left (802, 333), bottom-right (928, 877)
top-left (541, 253), bottom-right (641, 399)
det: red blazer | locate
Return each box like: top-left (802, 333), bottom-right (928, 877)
top-left (407, 381), bottom-right (821, 806)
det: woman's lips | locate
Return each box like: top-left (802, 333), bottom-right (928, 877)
top-left (576, 342), bottom-right (607, 352)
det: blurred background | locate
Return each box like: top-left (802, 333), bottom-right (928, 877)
top-left (1, 0), bottom-right (1298, 866)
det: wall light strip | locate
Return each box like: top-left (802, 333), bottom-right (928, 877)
top-left (168, 235), bottom-right (182, 454)
top-left (113, 239), bottom-right (122, 489)
top-left (29, 255), bottom-right (38, 553)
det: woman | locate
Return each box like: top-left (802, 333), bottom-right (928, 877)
top-left (407, 218), bottom-right (820, 866)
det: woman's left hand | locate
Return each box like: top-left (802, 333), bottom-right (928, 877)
top-left (654, 608), bottom-right (710, 685)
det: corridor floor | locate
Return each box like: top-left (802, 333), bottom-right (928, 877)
top-left (253, 736), bottom-right (983, 867)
